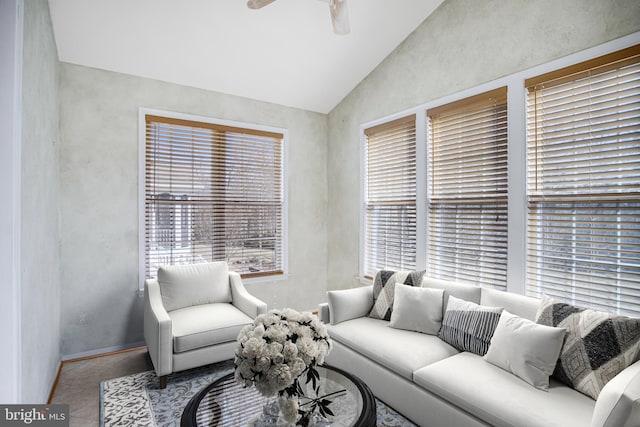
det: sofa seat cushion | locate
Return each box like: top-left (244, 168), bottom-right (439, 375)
top-left (414, 352), bottom-right (595, 427)
top-left (170, 303), bottom-right (252, 353)
top-left (327, 317), bottom-right (458, 380)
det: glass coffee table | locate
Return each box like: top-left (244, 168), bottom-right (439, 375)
top-left (181, 364), bottom-right (376, 427)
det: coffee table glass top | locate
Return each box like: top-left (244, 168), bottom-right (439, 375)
top-left (181, 364), bottom-right (376, 427)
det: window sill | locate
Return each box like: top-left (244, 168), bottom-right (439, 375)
top-left (358, 276), bottom-right (373, 286)
top-left (243, 272), bottom-right (289, 285)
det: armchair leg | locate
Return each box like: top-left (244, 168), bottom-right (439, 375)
top-left (159, 375), bottom-right (167, 389)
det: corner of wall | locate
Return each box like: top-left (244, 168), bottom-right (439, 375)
top-left (19, 0), bottom-right (62, 403)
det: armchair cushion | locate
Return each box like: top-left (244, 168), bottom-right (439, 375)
top-left (170, 303), bottom-right (253, 353)
top-left (158, 261), bottom-right (232, 312)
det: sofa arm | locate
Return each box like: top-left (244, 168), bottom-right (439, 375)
top-left (230, 272), bottom-right (267, 318)
top-left (591, 359), bottom-right (640, 427)
top-left (327, 285), bottom-right (374, 325)
top-left (144, 279), bottom-right (173, 377)
top-left (318, 303), bottom-right (330, 323)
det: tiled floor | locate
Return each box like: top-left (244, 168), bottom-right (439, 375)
top-left (49, 347), bottom-right (153, 427)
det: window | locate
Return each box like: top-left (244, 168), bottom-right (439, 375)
top-left (359, 37), bottom-right (639, 313)
top-left (143, 113), bottom-right (285, 280)
top-left (526, 45), bottom-right (640, 316)
top-left (427, 88), bottom-right (508, 290)
top-left (363, 115), bottom-right (417, 277)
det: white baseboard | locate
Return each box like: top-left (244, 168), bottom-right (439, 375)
top-left (61, 341), bottom-right (146, 361)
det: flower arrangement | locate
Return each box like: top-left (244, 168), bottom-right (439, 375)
top-left (234, 308), bottom-right (334, 425)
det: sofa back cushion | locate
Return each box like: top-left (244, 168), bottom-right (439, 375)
top-left (481, 288), bottom-right (540, 321)
top-left (422, 278), bottom-right (481, 311)
top-left (157, 261), bottom-right (231, 312)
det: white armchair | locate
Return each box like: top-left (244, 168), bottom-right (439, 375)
top-left (143, 261), bottom-right (267, 388)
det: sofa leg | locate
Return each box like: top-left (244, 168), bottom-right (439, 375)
top-left (159, 375), bottom-right (167, 389)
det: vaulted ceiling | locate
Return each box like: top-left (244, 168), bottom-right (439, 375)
top-left (48, 0), bottom-right (445, 113)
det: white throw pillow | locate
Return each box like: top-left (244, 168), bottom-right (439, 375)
top-left (157, 261), bottom-right (231, 312)
top-left (389, 285), bottom-right (444, 335)
top-left (484, 310), bottom-right (566, 391)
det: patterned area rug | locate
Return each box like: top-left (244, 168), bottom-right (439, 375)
top-left (100, 360), bottom-right (417, 427)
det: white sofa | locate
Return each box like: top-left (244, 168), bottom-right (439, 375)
top-left (318, 278), bottom-right (640, 427)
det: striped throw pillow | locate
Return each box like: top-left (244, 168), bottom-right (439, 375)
top-left (438, 296), bottom-right (503, 356)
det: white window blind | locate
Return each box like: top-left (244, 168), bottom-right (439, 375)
top-left (363, 115), bottom-right (417, 277)
top-left (427, 87), bottom-right (508, 290)
top-left (526, 45), bottom-right (640, 316)
top-left (144, 115), bottom-right (284, 280)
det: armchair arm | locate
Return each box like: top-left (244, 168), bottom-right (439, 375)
top-left (591, 359), bottom-right (640, 427)
top-left (144, 279), bottom-right (173, 377)
top-left (327, 285), bottom-right (374, 325)
top-left (230, 272), bottom-right (267, 318)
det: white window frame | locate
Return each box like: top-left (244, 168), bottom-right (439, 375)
top-left (359, 31), bottom-right (640, 297)
top-left (359, 111), bottom-right (426, 282)
top-left (138, 108), bottom-right (289, 291)
top-left (360, 114), bottom-right (420, 278)
top-left (425, 86), bottom-right (509, 289)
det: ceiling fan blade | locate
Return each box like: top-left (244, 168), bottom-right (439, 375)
top-left (247, 0), bottom-right (277, 10)
top-left (329, 0), bottom-right (350, 35)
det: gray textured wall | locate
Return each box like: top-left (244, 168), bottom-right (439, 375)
top-left (326, 0), bottom-right (640, 290)
top-left (30, 0), bottom-right (640, 365)
top-left (58, 64), bottom-right (328, 356)
top-left (21, 0), bottom-right (61, 402)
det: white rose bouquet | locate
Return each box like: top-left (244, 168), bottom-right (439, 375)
top-left (234, 308), bottom-right (334, 425)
